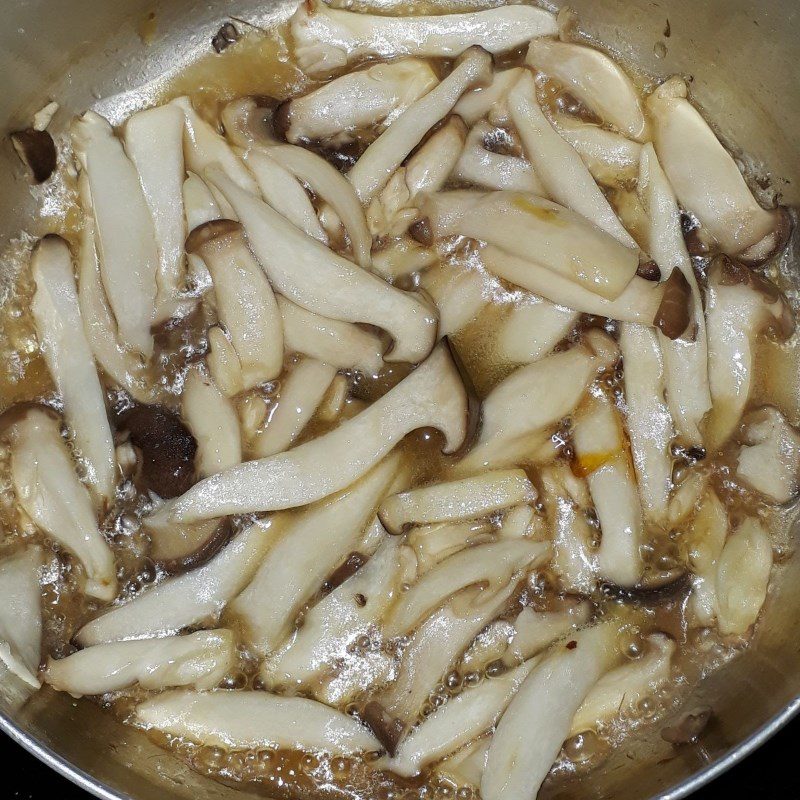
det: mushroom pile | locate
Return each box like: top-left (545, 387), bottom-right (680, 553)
top-left (1, 2), bottom-right (797, 799)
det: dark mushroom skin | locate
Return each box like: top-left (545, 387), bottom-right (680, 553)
top-left (653, 267), bottom-right (692, 339)
top-left (322, 551), bottom-right (368, 593)
top-left (362, 700), bottom-right (406, 756)
top-left (636, 260), bottom-right (662, 282)
top-left (10, 128), bottom-right (57, 183)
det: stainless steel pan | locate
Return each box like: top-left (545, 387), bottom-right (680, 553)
top-left (1, 1), bottom-right (799, 797)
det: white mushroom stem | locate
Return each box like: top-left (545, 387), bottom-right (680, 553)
top-left (0, 547), bottom-right (43, 688)
top-left (31, 235), bottom-right (116, 505)
top-left (480, 245), bottom-right (663, 325)
top-left (186, 220), bottom-right (284, 387)
top-left (405, 117), bottom-right (468, 197)
top-left (482, 623), bottom-right (619, 800)
top-left (206, 326), bottom-right (245, 398)
top-left (668, 470), bottom-right (708, 528)
top-left (281, 58), bottom-right (439, 143)
top-left (638, 143), bottom-right (711, 444)
top-left (10, 409), bottom-right (117, 602)
top-left (573, 389), bottom-right (644, 587)
top-left (182, 366), bottom-right (241, 477)
top-left (526, 39), bottom-right (648, 141)
top-left (499, 504), bottom-right (542, 540)
top-left (504, 602), bottom-right (592, 667)
top-left (424, 191), bottom-right (639, 300)
top-left (230, 454), bottom-right (402, 656)
top-left (373, 238), bottom-right (438, 280)
top-left (495, 298), bottom-right (578, 365)
top-left (136, 689), bottom-right (380, 754)
top-left (436, 737), bottom-right (491, 788)
top-left (619, 323), bottom-right (673, 523)
top-left (407, 520), bottom-right (494, 574)
top-left (507, 72), bottom-right (638, 249)
top-left (453, 68), bottom-right (525, 126)
top-left (686, 490), bottom-right (728, 627)
top-left (76, 520), bottom-right (278, 646)
top-left (277, 295), bottom-right (384, 374)
top-left (646, 77), bottom-right (787, 262)
top-left (569, 633), bottom-right (675, 735)
top-left (124, 103), bottom-right (188, 323)
top-left (45, 630), bottom-right (236, 697)
top-left (419, 262), bottom-right (488, 338)
top-left (348, 47), bottom-right (493, 203)
top-left (183, 172), bottom-right (221, 230)
top-left (71, 111), bottom-right (158, 357)
top-left (208, 169), bottom-right (436, 364)
top-left (250, 358), bottom-right (337, 458)
top-left (290, 1), bottom-right (557, 77)
top-left (704, 256), bottom-right (794, 450)
top-left (736, 406), bottom-right (800, 504)
top-left (148, 342), bottom-right (467, 523)
top-left (454, 122), bottom-right (544, 194)
top-left (379, 469), bottom-right (535, 534)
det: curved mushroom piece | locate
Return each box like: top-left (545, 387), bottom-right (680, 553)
top-left (419, 262), bottom-right (487, 338)
top-left (9, 408), bottom-right (117, 602)
top-left (504, 602), bottom-right (592, 667)
top-left (148, 342), bottom-right (468, 524)
top-left (436, 737), bottom-right (491, 790)
top-left (182, 366), bottom-right (242, 477)
top-left (290, 1), bottom-right (557, 77)
top-left (423, 191), bottom-right (639, 300)
top-left (454, 122), bottom-right (544, 194)
top-left (186, 220), bottom-right (284, 386)
top-left (736, 406), bottom-right (800, 504)
top-left (207, 169), bottom-right (436, 364)
top-left (183, 172), bottom-right (222, 231)
top-left (704, 256), bottom-right (794, 451)
top-left (569, 633), bottom-right (675, 734)
top-left (123, 103), bottom-right (188, 323)
top-left (379, 469), bottom-right (535, 534)
top-left (145, 515), bottom-right (227, 569)
top-left (407, 520), bottom-right (494, 574)
top-left (0, 547), bottom-right (43, 688)
top-left (250, 358), bottom-right (337, 458)
top-left (686, 489), bottom-right (728, 628)
top-left (481, 623), bottom-right (619, 800)
top-left (45, 630), bottom-right (236, 697)
top-left (495, 299), bottom-right (578, 365)
top-left (281, 59), bottom-right (438, 144)
top-left (137, 689), bottom-right (380, 754)
top-left (715, 517), bottom-right (772, 636)
top-left (373, 239), bottom-right (438, 281)
top-left (230, 454), bottom-right (401, 656)
top-left (348, 48), bottom-right (492, 203)
top-left (206, 326), bottom-right (244, 398)
top-left (668, 470), bottom-right (708, 529)
top-left (507, 73), bottom-right (638, 249)
top-left (277, 296), bottom-right (384, 374)
top-left (76, 520), bottom-right (278, 646)
top-left (619, 323), bottom-right (673, 522)
top-left (646, 77), bottom-right (789, 264)
top-left (71, 111), bottom-right (158, 358)
top-left (498, 504), bottom-right (541, 540)
top-left (526, 39), bottom-right (648, 141)
top-left (573, 389), bottom-right (645, 587)
top-left (453, 68), bottom-right (525, 126)
top-left (31, 235), bottom-right (117, 505)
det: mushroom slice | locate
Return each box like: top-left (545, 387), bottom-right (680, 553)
top-left (526, 40), bottom-right (648, 141)
top-left (638, 143), bottom-right (711, 444)
top-left (507, 73), bottom-right (638, 249)
top-left (348, 47), bottom-right (493, 203)
top-left (277, 296), bottom-right (384, 374)
top-left (504, 602), bottom-right (592, 667)
top-left (151, 342), bottom-right (467, 524)
top-left (496, 299), bottom-right (578, 365)
top-left (436, 737), bottom-right (491, 789)
top-left (186, 220), bottom-right (284, 386)
top-left (182, 365), bottom-right (241, 477)
top-left (373, 238), bottom-right (438, 280)
top-left (715, 517), bottom-right (772, 636)
top-left (424, 191), bottom-right (639, 300)
top-left (183, 172), bottom-right (221, 230)
top-left (207, 169), bottom-right (436, 364)
top-left (570, 633), bottom-right (675, 735)
top-left (45, 630), bottom-right (235, 697)
top-left (76, 520), bottom-right (278, 646)
top-left (481, 623), bottom-right (619, 800)
top-left (0, 547), bottom-right (43, 688)
top-left (686, 489), bottom-right (728, 627)
top-left (71, 111), bottom-right (158, 357)
top-left (290, 1), bottom-right (557, 77)
top-left (498, 505), bottom-right (541, 540)
top-left (736, 406), bottom-right (800, 504)
top-left (705, 256), bottom-right (794, 450)
top-left (553, 115), bottom-right (642, 187)
top-left (230, 454), bottom-right (401, 656)
top-left (124, 103), bottom-right (188, 323)
top-left (31, 235), bottom-right (116, 505)
top-left (250, 358), bottom-right (337, 458)
top-left (646, 78), bottom-right (788, 263)
top-left (145, 515), bottom-right (227, 569)
top-left (619, 323), bottom-right (673, 523)
top-left (206, 327), bottom-right (245, 398)
top-left (668, 470), bottom-right (708, 529)
top-left (573, 389), bottom-right (644, 587)
top-left (9, 408), bottom-right (117, 602)
top-left (419, 263), bottom-right (487, 338)
top-left (481, 245), bottom-right (663, 325)
top-left (136, 689), bottom-right (380, 754)
top-left (379, 470), bottom-right (535, 534)
top-left (386, 539), bottom-right (551, 637)
top-left (453, 68), bottom-right (525, 127)
top-left (454, 122), bottom-right (544, 194)
top-left (407, 520), bottom-right (495, 574)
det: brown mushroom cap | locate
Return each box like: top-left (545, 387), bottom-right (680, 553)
top-left (653, 267), bottom-right (692, 340)
top-left (11, 128), bottom-right (57, 183)
top-left (184, 219), bottom-right (243, 254)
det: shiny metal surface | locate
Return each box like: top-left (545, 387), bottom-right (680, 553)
top-left (1, 0), bottom-right (799, 798)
